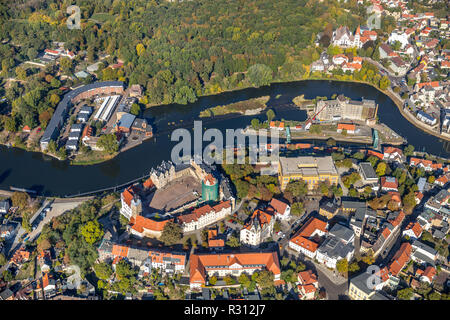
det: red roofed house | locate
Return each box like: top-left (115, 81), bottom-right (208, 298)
top-left (337, 123), bottom-right (356, 134)
top-left (189, 251), bottom-right (281, 290)
top-left (22, 125), bottom-right (31, 133)
top-left (178, 201), bottom-right (232, 232)
top-left (419, 266), bottom-right (436, 283)
top-left (383, 146), bottom-right (404, 163)
top-left (240, 209), bottom-right (275, 247)
top-left (269, 198), bottom-right (291, 221)
top-left (381, 176), bottom-right (399, 191)
top-left (297, 270), bottom-right (319, 300)
top-left (409, 157), bottom-right (442, 171)
top-left (10, 247), bottom-right (31, 265)
top-left (128, 215), bottom-right (173, 239)
top-left (388, 242), bottom-right (412, 276)
top-left (288, 217), bottom-right (328, 258)
top-left (208, 229), bottom-right (225, 251)
top-left (434, 174), bottom-right (449, 188)
top-left (402, 222), bottom-right (423, 240)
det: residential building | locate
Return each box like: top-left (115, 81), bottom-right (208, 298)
top-left (411, 240), bottom-right (437, 266)
top-left (348, 267), bottom-right (390, 300)
top-left (402, 222), bottom-right (423, 240)
top-left (297, 270), bottom-right (319, 300)
top-left (388, 242), bottom-right (412, 276)
top-left (288, 217), bottom-right (328, 258)
top-left (319, 198), bottom-right (340, 220)
top-left (380, 176), bottom-right (399, 192)
top-left (178, 201), bottom-right (232, 233)
top-left (240, 209), bottom-right (275, 247)
top-left (268, 198), bottom-right (291, 221)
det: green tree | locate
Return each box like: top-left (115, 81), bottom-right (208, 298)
top-left (376, 162), bottom-right (387, 176)
top-left (97, 134), bottom-right (119, 154)
top-left (247, 64), bottom-right (273, 87)
top-left (256, 270), bottom-right (275, 289)
top-left (291, 202), bottom-right (305, 216)
top-left (266, 109), bottom-right (275, 122)
top-left (93, 262), bottom-right (113, 280)
top-left (209, 276), bottom-right (217, 285)
top-left (397, 288), bottom-right (413, 300)
top-left (238, 273), bottom-right (251, 287)
top-left (251, 118), bottom-right (261, 129)
top-left (80, 220), bottom-right (104, 244)
top-left (160, 221), bottom-right (182, 246)
top-left (336, 259), bottom-right (348, 274)
top-left (226, 235), bottom-right (240, 247)
top-left (11, 191), bottom-right (29, 209)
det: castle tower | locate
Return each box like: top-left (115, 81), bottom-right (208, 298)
top-left (131, 195), bottom-right (142, 218)
top-left (202, 174), bottom-right (219, 202)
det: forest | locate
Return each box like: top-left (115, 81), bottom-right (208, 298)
top-left (0, 0), bottom-right (369, 130)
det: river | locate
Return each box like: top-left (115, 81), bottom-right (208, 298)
top-left (0, 80), bottom-right (448, 196)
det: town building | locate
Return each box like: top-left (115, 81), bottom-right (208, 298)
top-left (240, 209), bottom-right (274, 247)
top-left (189, 251), bottom-right (281, 289)
top-left (314, 95), bottom-right (378, 123)
top-left (278, 156), bottom-right (338, 191)
top-left (288, 217), bottom-right (328, 258)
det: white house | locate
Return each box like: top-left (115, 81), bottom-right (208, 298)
top-left (288, 218), bottom-right (327, 258)
top-left (240, 209), bottom-right (274, 247)
top-left (269, 198), bottom-right (291, 221)
top-left (402, 222), bottom-right (423, 240)
top-left (178, 201), bottom-right (231, 233)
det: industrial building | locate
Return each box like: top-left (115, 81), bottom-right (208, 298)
top-left (40, 81), bottom-right (124, 150)
top-left (313, 95), bottom-right (378, 122)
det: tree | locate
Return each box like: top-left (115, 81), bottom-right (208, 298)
top-left (80, 220), bottom-right (104, 244)
top-left (224, 275), bottom-right (236, 285)
top-left (397, 288), bottom-right (413, 300)
top-left (336, 259), bottom-right (348, 274)
top-left (0, 253), bottom-right (6, 267)
top-left (130, 103), bottom-right (141, 116)
top-left (251, 118), bottom-right (261, 129)
top-left (291, 202), bottom-right (305, 216)
top-left (376, 162), bottom-right (387, 176)
top-left (238, 273), bottom-right (251, 287)
top-left (11, 191), bottom-right (29, 209)
top-left (404, 145), bottom-right (414, 157)
top-left (97, 134), bottom-right (119, 154)
top-left (209, 276), bottom-right (217, 285)
top-left (379, 75), bottom-right (391, 90)
top-left (247, 64), bottom-right (273, 87)
top-left (348, 262), bottom-right (360, 273)
top-left (160, 221), bottom-right (182, 245)
top-left (326, 138), bottom-right (336, 146)
top-left (115, 260), bottom-right (136, 280)
top-left (256, 270), bottom-right (275, 289)
top-left (266, 109), bottom-right (275, 123)
top-left (4, 117), bottom-right (17, 132)
top-left (362, 250), bottom-right (375, 265)
top-left (427, 291), bottom-right (441, 300)
top-left (226, 235), bottom-right (240, 247)
top-left (93, 262), bottom-right (113, 280)
top-left (285, 180), bottom-right (308, 198)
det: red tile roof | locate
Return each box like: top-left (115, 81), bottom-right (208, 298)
top-left (405, 222), bottom-right (423, 238)
top-left (388, 242), bottom-right (412, 276)
top-left (270, 198), bottom-right (289, 215)
top-left (129, 215), bottom-right (172, 233)
top-left (190, 252), bottom-right (281, 286)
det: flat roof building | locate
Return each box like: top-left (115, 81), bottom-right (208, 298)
top-left (278, 156), bottom-right (338, 190)
top-left (358, 162), bottom-right (378, 184)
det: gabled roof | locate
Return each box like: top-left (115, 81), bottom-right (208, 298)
top-left (269, 198), bottom-right (289, 215)
top-left (189, 252), bottom-right (281, 285)
top-left (388, 242), bottom-right (412, 276)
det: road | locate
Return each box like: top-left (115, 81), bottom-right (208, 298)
top-left (1, 198), bottom-right (89, 275)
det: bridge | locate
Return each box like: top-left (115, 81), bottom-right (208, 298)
top-left (285, 126), bottom-right (291, 144)
top-left (372, 129), bottom-right (379, 150)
